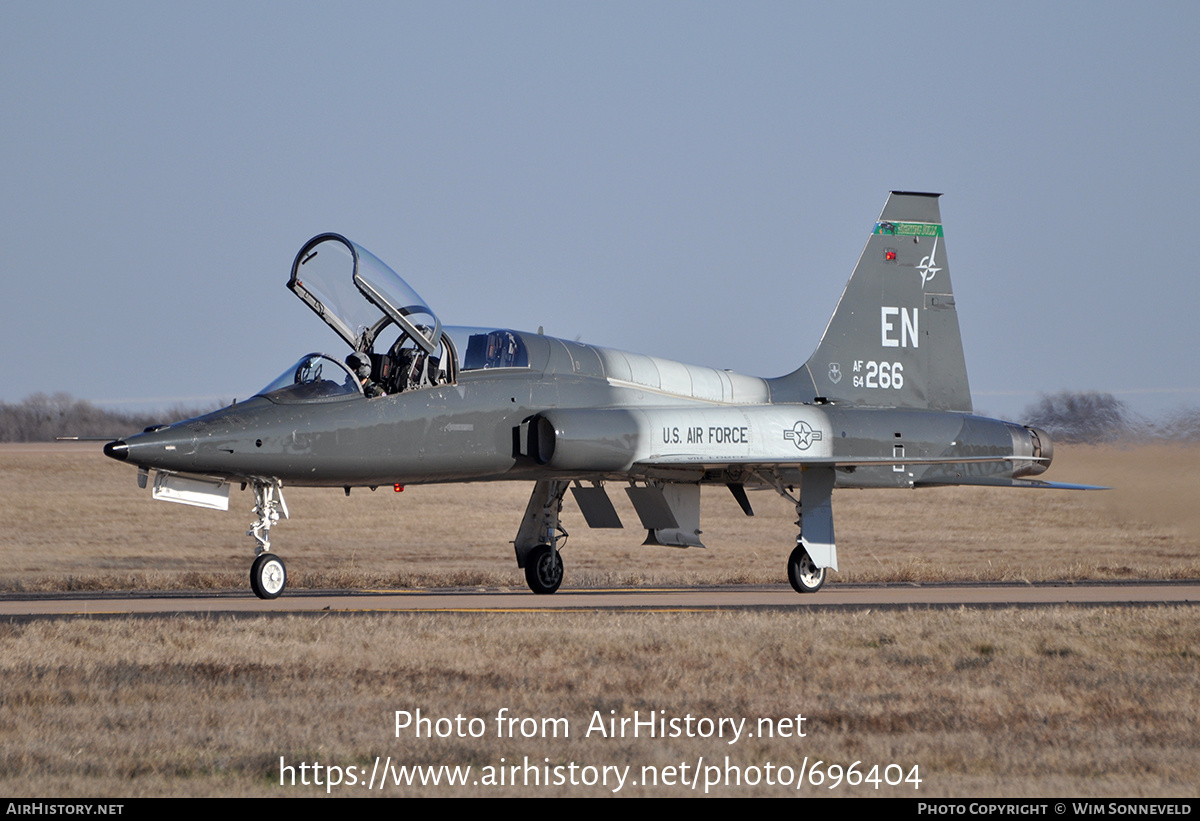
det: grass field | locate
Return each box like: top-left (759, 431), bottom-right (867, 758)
top-left (2, 608), bottom-right (1198, 797)
top-left (0, 443), bottom-right (1197, 797)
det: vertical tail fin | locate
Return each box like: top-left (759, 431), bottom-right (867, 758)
top-left (771, 191), bottom-right (972, 412)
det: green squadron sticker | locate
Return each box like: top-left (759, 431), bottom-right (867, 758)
top-left (874, 221), bottom-right (943, 237)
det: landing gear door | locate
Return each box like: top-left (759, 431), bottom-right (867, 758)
top-left (288, 233), bottom-right (442, 356)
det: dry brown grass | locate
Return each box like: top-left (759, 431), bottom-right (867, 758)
top-left (0, 608), bottom-right (1196, 797)
top-left (1, 443), bottom-right (1197, 591)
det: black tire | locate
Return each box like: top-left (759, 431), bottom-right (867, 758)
top-left (787, 545), bottom-right (826, 594)
top-left (524, 544), bottom-right (563, 595)
top-left (251, 553), bottom-right (287, 600)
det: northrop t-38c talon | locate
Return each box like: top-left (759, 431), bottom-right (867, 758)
top-left (104, 192), bottom-right (1093, 599)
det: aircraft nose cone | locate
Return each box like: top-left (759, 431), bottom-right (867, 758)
top-left (104, 440), bottom-right (129, 461)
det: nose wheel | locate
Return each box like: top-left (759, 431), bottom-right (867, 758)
top-left (251, 552), bottom-right (287, 599)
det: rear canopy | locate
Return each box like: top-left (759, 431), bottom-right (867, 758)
top-left (288, 233), bottom-right (441, 356)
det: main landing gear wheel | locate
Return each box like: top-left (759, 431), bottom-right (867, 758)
top-left (787, 545), bottom-right (826, 594)
top-left (524, 544), bottom-right (564, 595)
top-left (251, 553), bottom-right (287, 600)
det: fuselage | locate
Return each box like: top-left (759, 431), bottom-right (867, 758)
top-left (104, 329), bottom-right (1042, 490)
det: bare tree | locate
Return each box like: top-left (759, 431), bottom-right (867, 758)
top-left (1151, 406), bottom-right (1200, 441)
top-left (0, 393), bottom-right (219, 442)
top-left (1022, 391), bottom-right (1130, 444)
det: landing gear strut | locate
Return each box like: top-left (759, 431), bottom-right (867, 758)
top-left (248, 480), bottom-right (289, 599)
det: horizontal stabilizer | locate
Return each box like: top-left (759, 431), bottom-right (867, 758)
top-left (914, 477), bottom-right (1109, 490)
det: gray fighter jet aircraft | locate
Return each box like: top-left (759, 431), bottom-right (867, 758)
top-left (105, 191), bottom-right (1088, 599)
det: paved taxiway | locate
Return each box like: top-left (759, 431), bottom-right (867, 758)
top-left (1, 581), bottom-right (1197, 617)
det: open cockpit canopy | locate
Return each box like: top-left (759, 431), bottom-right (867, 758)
top-left (289, 233), bottom-right (441, 356)
top-left (286, 234), bottom-right (536, 397)
top-left (288, 233), bottom-right (460, 394)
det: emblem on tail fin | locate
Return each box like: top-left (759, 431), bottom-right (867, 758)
top-left (916, 237), bottom-right (941, 287)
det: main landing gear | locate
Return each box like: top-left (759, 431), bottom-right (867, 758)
top-left (524, 544), bottom-right (564, 595)
top-left (769, 466), bottom-right (837, 594)
top-left (248, 480), bottom-right (289, 600)
top-left (787, 544), bottom-right (826, 594)
top-left (514, 479), bottom-right (570, 594)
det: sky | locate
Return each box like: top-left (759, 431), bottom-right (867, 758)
top-left (3, 1), bottom-right (1197, 422)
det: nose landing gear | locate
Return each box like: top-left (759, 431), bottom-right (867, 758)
top-left (248, 480), bottom-right (289, 599)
